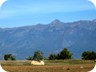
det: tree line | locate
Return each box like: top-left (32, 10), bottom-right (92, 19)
top-left (3, 48), bottom-right (96, 61)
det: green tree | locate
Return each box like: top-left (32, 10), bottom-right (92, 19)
top-left (49, 54), bottom-right (56, 60)
top-left (33, 51), bottom-right (44, 61)
top-left (26, 56), bottom-right (33, 60)
top-left (57, 48), bottom-right (72, 59)
top-left (4, 54), bottom-right (16, 61)
top-left (82, 51), bottom-right (96, 60)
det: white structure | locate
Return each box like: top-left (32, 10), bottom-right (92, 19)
top-left (31, 60), bottom-right (45, 65)
top-left (0, 64), bottom-right (8, 72)
top-left (88, 64), bottom-right (96, 72)
top-left (0, 0), bottom-right (7, 8)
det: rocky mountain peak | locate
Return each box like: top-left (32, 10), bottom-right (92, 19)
top-left (51, 19), bottom-right (63, 24)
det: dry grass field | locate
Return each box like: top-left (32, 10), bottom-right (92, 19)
top-left (0, 60), bottom-right (95, 72)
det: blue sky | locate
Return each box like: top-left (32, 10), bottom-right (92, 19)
top-left (0, 0), bottom-right (96, 28)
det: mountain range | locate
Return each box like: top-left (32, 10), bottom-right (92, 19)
top-left (0, 19), bottom-right (96, 59)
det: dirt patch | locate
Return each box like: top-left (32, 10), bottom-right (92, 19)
top-left (3, 64), bottom-right (94, 72)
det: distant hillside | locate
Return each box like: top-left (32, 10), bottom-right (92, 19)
top-left (0, 19), bottom-right (96, 59)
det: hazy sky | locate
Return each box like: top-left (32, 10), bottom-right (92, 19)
top-left (0, 0), bottom-right (96, 28)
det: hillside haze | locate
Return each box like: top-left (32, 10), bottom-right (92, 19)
top-left (0, 19), bottom-right (96, 59)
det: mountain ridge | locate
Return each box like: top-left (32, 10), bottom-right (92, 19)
top-left (0, 19), bottom-right (96, 59)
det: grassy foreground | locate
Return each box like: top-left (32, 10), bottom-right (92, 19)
top-left (0, 60), bottom-right (95, 72)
